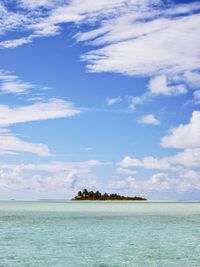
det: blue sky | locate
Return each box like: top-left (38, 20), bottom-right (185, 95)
top-left (0, 0), bottom-right (199, 200)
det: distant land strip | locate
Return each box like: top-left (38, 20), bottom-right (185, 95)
top-left (72, 189), bottom-right (147, 201)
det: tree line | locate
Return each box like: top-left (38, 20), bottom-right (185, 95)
top-left (72, 189), bottom-right (147, 201)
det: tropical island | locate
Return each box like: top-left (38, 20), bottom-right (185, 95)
top-left (72, 189), bottom-right (147, 201)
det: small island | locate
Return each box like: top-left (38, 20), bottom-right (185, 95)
top-left (72, 189), bottom-right (147, 201)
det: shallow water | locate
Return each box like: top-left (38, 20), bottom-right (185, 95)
top-left (0, 201), bottom-right (200, 267)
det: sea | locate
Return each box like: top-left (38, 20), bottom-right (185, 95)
top-left (0, 201), bottom-right (200, 267)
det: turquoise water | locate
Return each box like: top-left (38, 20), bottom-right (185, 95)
top-left (0, 201), bottom-right (200, 267)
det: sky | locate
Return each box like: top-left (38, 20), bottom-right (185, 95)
top-left (0, 0), bottom-right (200, 200)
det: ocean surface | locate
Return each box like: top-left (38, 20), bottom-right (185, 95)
top-left (0, 201), bottom-right (200, 267)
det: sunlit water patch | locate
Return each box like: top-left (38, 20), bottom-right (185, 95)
top-left (0, 201), bottom-right (200, 267)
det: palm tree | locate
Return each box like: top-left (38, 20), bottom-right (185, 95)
top-left (95, 190), bottom-right (101, 199)
top-left (77, 191), bottom-right (82, 198)
top-left (83, 189), bottom-right (88, 198)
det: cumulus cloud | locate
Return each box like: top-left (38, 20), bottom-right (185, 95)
top-left (109, 170), bottom-right (200, 193)
top-left (0, 159), bottom-right (103, 191)
top-left (148, 75), bottom-right (187, 96)
top-left (119, 147), bottom-right (200, 170)
top-left (117, 110), bottom-right (200, 195)
top-left (184, 71), bottom-right (200, 89)
top-left (128, 73), bottom-right (189, 110)
top-left (138, 114), bottom-right (160, 126)
top-left (0, 99), bottom-right (81, 126)
top-left (77, 177), bottom-right (100, 192)
top-left (161, 111), bottom-right (200, 149)
top-left (119, 155), bottom-right (173, 170)
top-left (122, 113), bottom-right (200, 183)
top-left (0, 169), bottom-right (78, 191)
top-left (171, 148), bottom-right (200, 168)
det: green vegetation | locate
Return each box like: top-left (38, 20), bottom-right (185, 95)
top-left (72, 189), bottom-right (147, 201)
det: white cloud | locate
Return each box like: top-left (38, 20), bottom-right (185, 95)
top-left (44, 171), bottom-right (78, 191)
top-left (0, 1), bottom-right (199, 111)
top-left (148, 75), bottom-right (187, 96)
top-left (119, 147), bottom-right (200, 170)
top-left (0, 0), bottom-right (129, 48)
top-left (193, 90), bottom-right (200, 104)
top-left (109, 170), bottom-right (200, 193)
top-left (138, 114), bottom-right (160, 126)
top-left (0, 159), bottom-right (103, 191)
top-left (128, 94), bottom-right (149, 110)
top-left (0, 169), bottom-right (78, 191)
top-left (171, 148), bottom-right (200, 168)
top-left (0, 36), bottom-right (32, 49)
top-left (0, 3), bottom-right (28, 36)
top-left (0, 80), bottom-right (33, 94)
top-left (0, 128), bottom-right (11, 134)
top-left (119, 156), bottom-right (142, 167)
top-left (106, 96), bottom-right (122, 106)
top-left (0, 71), bottom-right (81, 158)
top-left (0, 99), bottom-right (81, 126)
top-left (0, 70), bottom-right (34, 94)
top-left (109, 174), bottom-right (172, 192)
top-left (76, 178), bottom-right (100, 192)
top-left (161, 111), bottom-right (200, 149)
top-left (184, 71), bottom-right (200, 89)
top-left (123, 113), bottom-right (199, 182)
top-left (0, 0), bottom-right (199, 83)
top-left (82, 9), bottom-right (200, 76)
top-left (116, 167), bottom-right (138, 175)
top-left (119, 155), bottom-right (173, 170)
top-left (128, 74), bottom-right (188, 110)
top-left (18, 0), bottom-right (56, 9)
top-left (109, 176), bottom-right (136, 191)
top-left (0, 135), bottom-right (51, 156)
top-left (0, 160), bottom-right (102, 175)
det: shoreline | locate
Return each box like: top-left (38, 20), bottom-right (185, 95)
top-left (0, 199), bottom-right (199, 203)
